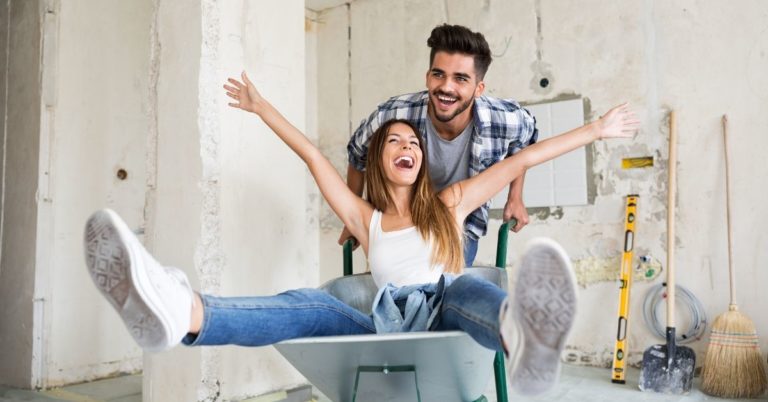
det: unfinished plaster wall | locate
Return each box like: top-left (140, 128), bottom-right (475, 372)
top-left (0, 0), bottom-right (42, 388)
top-left (313, 0), bottom-right (768, 367)
top-left (144, 1), bottom-right (312, 400)
top-left (0, 0), bottom-right (156, 388)
top-left (40, 0), bottom-right (153, 386)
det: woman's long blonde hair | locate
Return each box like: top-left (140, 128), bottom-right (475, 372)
top-left (364, 119), bottom-right (464, 273)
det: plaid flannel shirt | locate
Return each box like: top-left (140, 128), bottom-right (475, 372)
top-left (347, 90), bottom-right (538, 240)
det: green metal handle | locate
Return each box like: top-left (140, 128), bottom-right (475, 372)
top-left (343, 238), bottom-right (356, 276)
top-left (495, 219), bottom-right (517, 269)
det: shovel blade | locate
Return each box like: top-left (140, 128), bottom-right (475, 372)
top-left (639, 343), bottom-right (696, 394)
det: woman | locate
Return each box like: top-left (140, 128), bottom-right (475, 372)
top-left (84, 72), bottom-right (638, 395)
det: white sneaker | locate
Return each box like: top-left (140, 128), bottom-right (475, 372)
top-left (500, 237), bottom-right (578, 395)
top-left (84, 209), bottom-right (193, 352)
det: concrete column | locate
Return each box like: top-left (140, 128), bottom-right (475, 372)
top-left (142, 0), bottom-right (203, 399)
top-left (0, 0), bottom-right (42, 388)
top-left (144, 1), bottom-right (312, 400)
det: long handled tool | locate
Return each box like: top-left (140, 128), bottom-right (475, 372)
top-left (638, 110), bottom-right (695, 394)
top-left (611, 194), bottom-right (638, 384)
top-left (700, 115), bottom-right (767, 398)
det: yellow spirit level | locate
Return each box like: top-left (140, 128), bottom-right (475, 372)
top-left (611, 194), bottom-right (638, 384)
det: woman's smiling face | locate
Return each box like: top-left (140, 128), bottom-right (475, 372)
top-left (381, 122), bottom-right (423, 186)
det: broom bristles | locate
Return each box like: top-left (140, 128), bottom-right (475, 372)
top-left (701, 307), bottom-right (767, 398)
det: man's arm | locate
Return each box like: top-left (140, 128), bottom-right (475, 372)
top-left (338, 165), bottom-right (365, 246)
top-left (347, 165), bottom-right (365, 197)
top-left (501, 105), bottom-right (537, 232)
top-left (503, 172), bottom-right (529, 232)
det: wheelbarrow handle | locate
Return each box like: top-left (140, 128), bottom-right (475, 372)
top-left (343, 238), bottom-right (357, 276)
top-left (495, 219), bottom-right (518, 269)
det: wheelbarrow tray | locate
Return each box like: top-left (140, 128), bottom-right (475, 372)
top-left (275, 331), bottom-right (494, 402)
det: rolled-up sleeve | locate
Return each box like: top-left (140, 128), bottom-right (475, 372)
top-left (347, 109), bottom-right (382, 172)
top-left (507, 107), bottom-right (538, 157)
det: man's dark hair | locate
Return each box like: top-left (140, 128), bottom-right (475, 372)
top-left (427, 24), bottom-right (492, 80)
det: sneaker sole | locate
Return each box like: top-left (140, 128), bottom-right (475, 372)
top-left (84, 209), bottom-right (172, 351)
top-left (510, 237), bottom-right (577, 395)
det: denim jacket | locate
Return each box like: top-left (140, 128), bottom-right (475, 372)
top-left (371, 274), bottom-right (456, 333)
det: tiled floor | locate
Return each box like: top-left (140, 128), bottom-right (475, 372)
top-left (492, 365), bottom-right (764, 402)
top-left (1, 365), bottom-right (764, 401)
top-left (0, 374), bottom-right (140, 402)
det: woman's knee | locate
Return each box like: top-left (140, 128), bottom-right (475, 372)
top-left (447, 273), bottom-right (497, 296)
top-left (282, 288), bottom-right (373, 334)
top-left (443, 274), bottom-right (506, 313)
top-left (281, 288), bottom-right (336, 304)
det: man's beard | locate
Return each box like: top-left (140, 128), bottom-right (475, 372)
top-left (429, 91), bottom-right (473, 123)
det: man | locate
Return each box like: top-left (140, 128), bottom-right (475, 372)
top-left (342, 24), bottom-right (538, 266)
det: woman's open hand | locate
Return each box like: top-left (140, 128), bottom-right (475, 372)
top-left (596, 103), bottom-right (640, 139)
top-left (224, 71), bottom-right (265, 115)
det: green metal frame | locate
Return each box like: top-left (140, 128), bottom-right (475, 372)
top-left (342, 219), bottom-right (516, 402)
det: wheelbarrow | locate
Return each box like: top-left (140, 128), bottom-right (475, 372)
top-left (275, 221), bottom-right (517, 402)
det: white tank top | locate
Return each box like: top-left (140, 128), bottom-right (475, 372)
top-left (368, 210), bottom-right (445, 288)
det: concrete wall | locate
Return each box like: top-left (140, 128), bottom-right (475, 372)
top-left (313, 0), bottom-right (768, 368)
top-left (0, 0), bottom-right (42, 388)
top-left (41, 0), bottom-right (153, 386)
top-left (0, 0), bottom-right (153, 388)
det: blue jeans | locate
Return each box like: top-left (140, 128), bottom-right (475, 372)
top-left (464, 235), bottom-right (479, 267)
top-left (183, 275), bottom-right (506, 352)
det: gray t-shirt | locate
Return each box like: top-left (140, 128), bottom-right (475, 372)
top-left (425, 118), bottom-right (473, 192)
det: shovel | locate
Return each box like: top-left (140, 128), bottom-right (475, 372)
top-left (638, 111), bottom-right (696, 394)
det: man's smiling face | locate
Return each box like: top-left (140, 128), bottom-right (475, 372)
top-left (426, 51), bottom-right (485, 123)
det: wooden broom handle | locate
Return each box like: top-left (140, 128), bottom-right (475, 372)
top-left (667, 111), bottom-right (677, 327)
top-left (722, 115), bottom-right (737, 307)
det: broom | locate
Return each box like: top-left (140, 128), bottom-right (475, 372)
top-left (700, 115), bottom-right (768, 398)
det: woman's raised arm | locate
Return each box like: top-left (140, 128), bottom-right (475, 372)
top-left (224, 72), bottom-right (373, 248)
top-left (441, 103), bottom-right (640, 222)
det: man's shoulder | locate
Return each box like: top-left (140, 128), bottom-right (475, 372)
top-left (475, 95), bottom-right (524, 112)
top-left (474, 95), bottom-right (534, 128)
